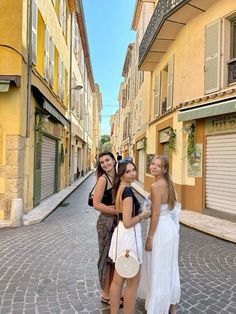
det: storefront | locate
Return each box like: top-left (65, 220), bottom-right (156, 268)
top-left (205, 114), bottom-right (236, 215)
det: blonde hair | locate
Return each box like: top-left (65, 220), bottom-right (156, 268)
top-left (152, 155), bottom-right (176, 209)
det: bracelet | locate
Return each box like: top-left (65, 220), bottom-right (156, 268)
top-left (147, 235), bottom-right (153, 239)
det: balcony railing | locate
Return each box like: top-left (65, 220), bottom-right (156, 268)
top-left (228, 58), bottom-right (236, 84)
top-left (139, 0), bottom-right (188, 65)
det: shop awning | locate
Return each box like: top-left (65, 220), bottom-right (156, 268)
top-left (178, 98), bottom-right (236, 122)
top-left (43, 100), bottom-right (70, 129)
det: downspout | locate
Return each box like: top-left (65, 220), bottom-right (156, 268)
top-left (68, 12), bottom-right (73, 185)
top-left (26, 0), bottom-right (33, 138)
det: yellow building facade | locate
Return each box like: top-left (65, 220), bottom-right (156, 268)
top-left (0, 0), bottom-right (98, 219)
top-left (112, 0), bottom-right (236, 216)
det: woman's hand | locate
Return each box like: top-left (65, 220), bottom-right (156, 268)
top-left (140, 208), bottom-right (151, 220)
top-left (145, 237), bottom-right (153, 251)
top-left (108, 205), bottom-right (118, 215)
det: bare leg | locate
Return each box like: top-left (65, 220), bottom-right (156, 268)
top-left (110, 271), bottom-right (125, 314)
top-left (123, 271), bottom-right (140, 314)
top-left (102, 263), bottom-right (114, 299)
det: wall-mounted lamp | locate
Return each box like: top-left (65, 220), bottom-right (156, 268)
top-left (70, 85), bottom-right (83, 91)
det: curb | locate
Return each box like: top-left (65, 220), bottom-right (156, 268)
top-left (0, 171), bottom-right (94, 229)
top-left (132, 181), bottom-right (236, 244)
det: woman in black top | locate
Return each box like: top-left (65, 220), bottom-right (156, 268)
top-left (93, 151), bottom-right (117, 304)
top-left (108, 160), bottom-right (150, 314)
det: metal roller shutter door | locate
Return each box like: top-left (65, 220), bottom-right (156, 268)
top-left (41, 135), bottom-right (56, 200)
top-left (205, 133), bottom-right (236, 215)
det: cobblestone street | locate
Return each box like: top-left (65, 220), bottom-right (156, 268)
top-left (0, 174), bottom-right (235, 314)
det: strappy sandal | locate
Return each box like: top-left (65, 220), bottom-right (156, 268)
top-left (101, 296), bottom-right (110, 305)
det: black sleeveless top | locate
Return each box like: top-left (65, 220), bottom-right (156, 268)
top-left (101, 175), bottom-right (114, 206)
top-left (118, 187), bottom-right (140, 220)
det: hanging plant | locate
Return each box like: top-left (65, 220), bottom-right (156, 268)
top-left (167, 127), bottom-right (176, 153)
top-left (185, 123), bottom-right (196, 165)
top-left (36, 115), bottom-right (45, 144)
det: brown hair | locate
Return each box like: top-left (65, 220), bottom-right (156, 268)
top-left (152, 155), bottom-right (176, 209)
top-left (96, 151), bottom-right (116, 180)
top-left (113, 160), bottom-right (136, 202)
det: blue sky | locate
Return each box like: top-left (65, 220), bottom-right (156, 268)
top-left (82, 0), bottom-right (136, 135)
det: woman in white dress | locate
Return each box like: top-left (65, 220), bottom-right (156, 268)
top-left (109, 160), bottom-right (150, 314)
top-left (138, 155), bottom-right (181, 314)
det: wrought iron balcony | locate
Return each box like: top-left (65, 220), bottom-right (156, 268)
top-left (138, 0), bottom-right (216, 70)
top-left (139, 0), bottom-right (188, 66)
top-left (228, 58), bottom-right (236, 84)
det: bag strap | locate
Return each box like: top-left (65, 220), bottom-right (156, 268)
top-left (104, 173), bottom-right (112, 186)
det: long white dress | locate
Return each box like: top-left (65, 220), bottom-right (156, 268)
top-left (138, 203), bottom-right (181, 314)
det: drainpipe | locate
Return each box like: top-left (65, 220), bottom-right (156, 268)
top-left (26, 0), bottom-right (33, 138)
top-left (68, 12), bottom-right (73, 185)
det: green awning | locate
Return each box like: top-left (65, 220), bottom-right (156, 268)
top-left (178, 98), bottom-right (236, 122)
top-left (43, 100), bottom-right (70, 128)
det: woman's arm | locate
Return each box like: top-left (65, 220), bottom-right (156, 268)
top-left (145, 182), bottom-right (162, 251)
top-left (93, 176), bottom-right (116, 215)
top-left (122, 197), bottom-right (150, 228)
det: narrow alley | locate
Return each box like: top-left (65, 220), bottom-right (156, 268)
top-left (0, 175), bottom-right (235, 314)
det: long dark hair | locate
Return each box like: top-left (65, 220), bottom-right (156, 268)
top-left (113, 160), bottom-right (136, 201)
top-left (152, 155), bottom-right (176, 209)
top-left (96, 151), bottom-right (116, 179)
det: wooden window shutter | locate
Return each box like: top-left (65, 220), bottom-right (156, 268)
top-left (167, 55), bottom-right (174, 110)
top-left (44, 27), bottom-right (50, 81)
top-left (58, 56), bottom-right (62, 97)
top-left (154, 73), bottom-right (160, 117)
top-left (59, 0), bottom-right (63, 26)
top-left (61, 63), bottom-right (65, 102)
top-left (63, 0), bottom-right (67, 35)
top-left (49, 39), bottom-right (54, 87)
top-left (32, 0), bottom-right (38, 65)
top-left (204, 19), bottom-right (221, 94)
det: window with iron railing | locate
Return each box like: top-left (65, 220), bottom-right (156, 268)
top-left (228, 17), bottom-right (236, 84)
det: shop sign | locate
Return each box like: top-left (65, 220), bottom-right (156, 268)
top-left (159, 128), bottom-right (170, 143)
top-left (205, 114), bottom-right (236, 135)
top-left (44, 120), bottom-right (61, 138)
top-left (137, 138), bottom-right (145, 150)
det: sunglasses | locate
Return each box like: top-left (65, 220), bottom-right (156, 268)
top-left (118, 157), bottom-right (133, 164)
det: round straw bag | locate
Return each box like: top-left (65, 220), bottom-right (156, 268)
top-left (115, 249), bottom-right (139, 278)
top-left (114, 187), bottom-right (140, 278)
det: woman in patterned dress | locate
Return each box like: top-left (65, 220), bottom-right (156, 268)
top-left (93, 151), bottom-right (117, 304)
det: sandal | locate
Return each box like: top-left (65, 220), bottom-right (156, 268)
top-left (101, 296), bottom-right (110, 305)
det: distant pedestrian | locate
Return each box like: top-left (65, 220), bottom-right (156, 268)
top-left (109, 159), bottom-right (150, 314)
top-left (138, 155), bottom-right (181, 314)
top-left (92, 151), bottom-right (118, 305)
top-left (116, 152), bottom-right (122, 162)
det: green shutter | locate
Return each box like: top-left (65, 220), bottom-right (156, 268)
top-left (34, 131), bottom-right (41, 206)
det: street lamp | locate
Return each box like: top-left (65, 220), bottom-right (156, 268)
top-left (70, 85), bottom-right (83, 91)
top-left (69, 84), bottom-right (83, 185)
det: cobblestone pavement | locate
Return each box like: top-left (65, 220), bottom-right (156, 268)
top-left (0, 174), bottom-right (235, 314)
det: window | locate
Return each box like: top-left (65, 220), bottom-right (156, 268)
top-left (228, 17), bottom-right (236, 84)
top-left (231, 17), bottom-right (236, 58)
top-left (153, 55), bottom-right (174, 117)
top-left (44, 26), bottom-right (50, 82)
top-left (32, 0), bottom-right (38, 65)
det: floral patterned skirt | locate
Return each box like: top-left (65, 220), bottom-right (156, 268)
top-left (96, 213), bottom-right (117, 289)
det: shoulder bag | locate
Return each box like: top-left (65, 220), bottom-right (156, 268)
top-left (114, 187), bottom-right (140, 278)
